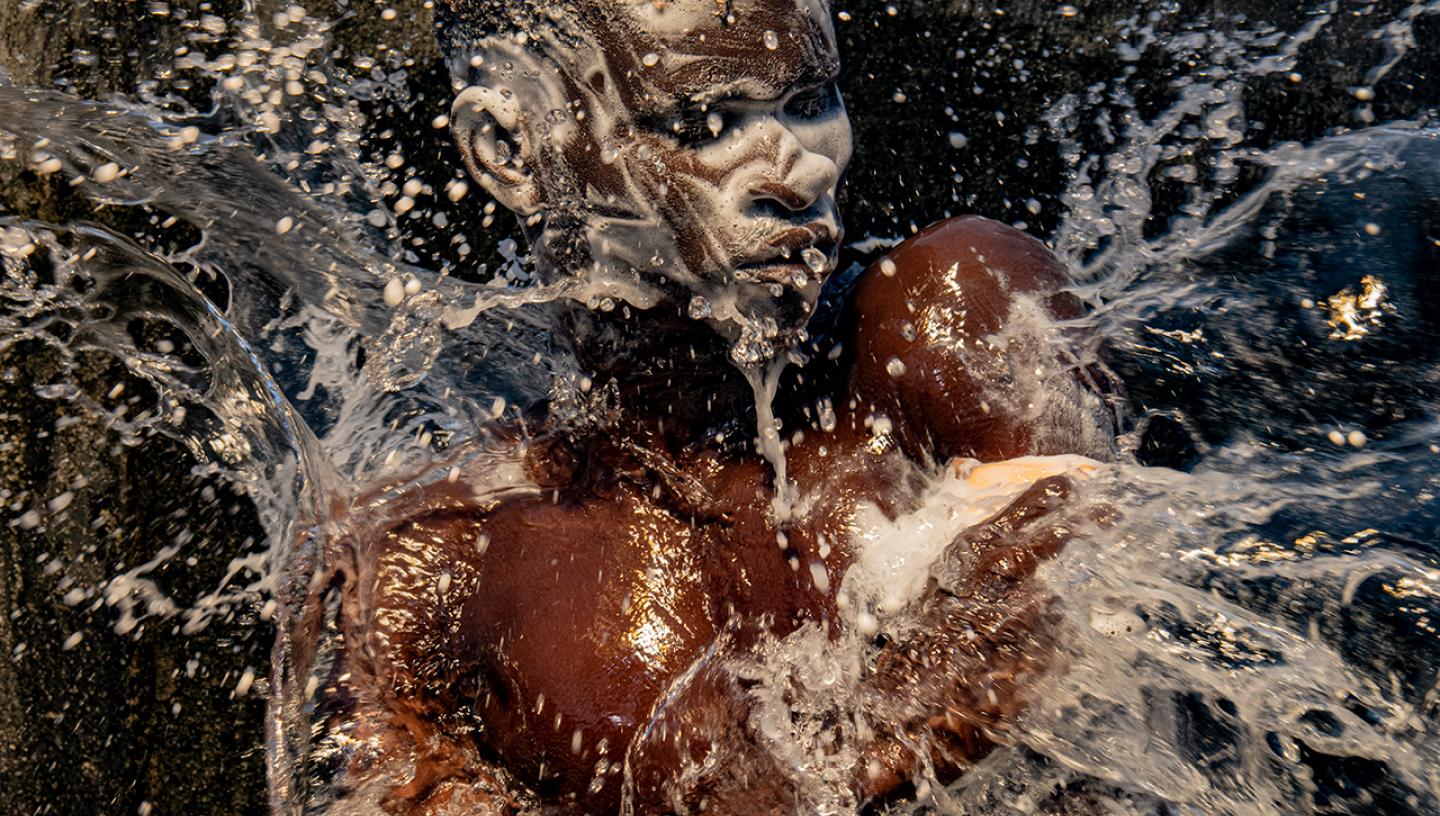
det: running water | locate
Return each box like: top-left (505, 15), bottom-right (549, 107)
top-left (2, 1), bottom-right (1439, 814)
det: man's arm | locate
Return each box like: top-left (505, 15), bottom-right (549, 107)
top-left (847, 216), bottom-right (1091, 465)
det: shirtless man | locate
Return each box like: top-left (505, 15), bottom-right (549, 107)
top-left (269, 1), bottom-right (1111, 813)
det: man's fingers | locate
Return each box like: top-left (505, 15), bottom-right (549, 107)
top-left (930, 475), bottom-right (1073, 595)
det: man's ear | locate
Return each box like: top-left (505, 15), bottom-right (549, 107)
top-left (451, 85), bottom-right (542, 216)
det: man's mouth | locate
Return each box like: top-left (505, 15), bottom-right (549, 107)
top-left (732, 228), bottom-right (839, 288)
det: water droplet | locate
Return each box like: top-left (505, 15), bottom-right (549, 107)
top-left (879, 258), bottom-right (897, 277)
top-left (642, 52), bottom-right (660, 67)
top-left (446, 179), bottom-right (469, 201)
top-left (801, 246), bottom-right (827, 273)
top-left (383, 277), bottom-right (405, 307)
top-left (885, 357), bottom-right (907, 378)
top-left (899, 320), bottom-right (917, 341)
top-left (687, 296), bottom-right (712, 319)
top-left (762, 30), bottom-right (780, 50)
top-left (92, 162), bottom-right (121, 183)
top-left (707, 112), bottom-right (724, 137)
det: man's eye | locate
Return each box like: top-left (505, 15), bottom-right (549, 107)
top-left (784, 83), bottom-right (839, 120)
top-left (669, 109), bottom-right (730, 145)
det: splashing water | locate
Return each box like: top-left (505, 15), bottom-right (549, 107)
top-left (3, 1), bottom-right (1440, 815)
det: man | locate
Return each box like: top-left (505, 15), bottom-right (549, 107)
top-left (275, 1), bottom-right (1112, 813)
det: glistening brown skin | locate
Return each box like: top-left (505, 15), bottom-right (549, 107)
top-left (297, 2), bottom-right (1105, 814)
top-left (317, 217), bottom-right (1095, 815)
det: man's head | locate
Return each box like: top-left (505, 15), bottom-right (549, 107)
top-left (436, 0), bottom-right (851, 363)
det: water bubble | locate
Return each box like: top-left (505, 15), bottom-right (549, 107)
top-left (801, 246), bottom-right (827, 273)
top-left (763, 30), bottom-right (780, 50)
top-left (383, 277), bottom-right (405, 307)
top-left (687, 296), bottom-right (712, 320)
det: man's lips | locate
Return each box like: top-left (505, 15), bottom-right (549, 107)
top-left (733, 229), bottom-right (839, 287)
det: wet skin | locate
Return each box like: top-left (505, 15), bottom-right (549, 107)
top-left (308, 1), bottom-right (1099, 813)
top-left (326, 217), bottom-right (1091, 814)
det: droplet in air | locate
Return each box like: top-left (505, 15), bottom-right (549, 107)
top-left (707, 112), bottom-right (724, 137)
top-left (383, 277), bottom-right (405, 307)
top-left (885, 357), bottom-right (907, 378)
top-left (92, 162), bottom-right (121, 183)
top-left (641, 52), bottom-right (660, 67)
top-left (446, 179), bottom-right (469, 201)
top-left (762, 30), bottom-right (780, 50)
top-left (879, 258), bottom-right (897, 277)
top-left (274, 216), bottom-right (294, 234)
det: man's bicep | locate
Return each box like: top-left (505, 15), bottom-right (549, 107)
top-left (847, 216), bottom-right (1087, 464)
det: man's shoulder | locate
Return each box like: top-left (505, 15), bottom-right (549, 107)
top-left (850, 216), bottom-right (1072, 320)
top-left (843, 216), bottom-right (1081, 464)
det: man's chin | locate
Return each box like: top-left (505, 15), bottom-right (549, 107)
top-left (718, 284), bottom-right (817, 368)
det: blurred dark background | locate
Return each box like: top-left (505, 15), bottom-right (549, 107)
top-left (0, 1), bottom-right (1437, 813)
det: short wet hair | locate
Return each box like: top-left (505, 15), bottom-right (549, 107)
top-left (433, 0), bottom-right (740, 69)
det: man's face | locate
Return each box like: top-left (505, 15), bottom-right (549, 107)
top-left (483, 0), bottom-right (852, 352)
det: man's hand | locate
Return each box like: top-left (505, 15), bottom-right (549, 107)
top-left (855, 475), bottom-right (1084, 803)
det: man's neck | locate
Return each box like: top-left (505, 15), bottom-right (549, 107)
top-left (554, 300), bottom-right (759, 449)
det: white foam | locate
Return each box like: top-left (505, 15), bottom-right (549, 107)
top-left (842, 455), bottom-right (1102, 617)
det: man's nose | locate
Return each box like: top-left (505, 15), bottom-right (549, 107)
top-left (745, 125), bottom-right (839, 218)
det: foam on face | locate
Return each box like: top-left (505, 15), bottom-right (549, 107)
top-left (452, 0), bottom-right (851, 514)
